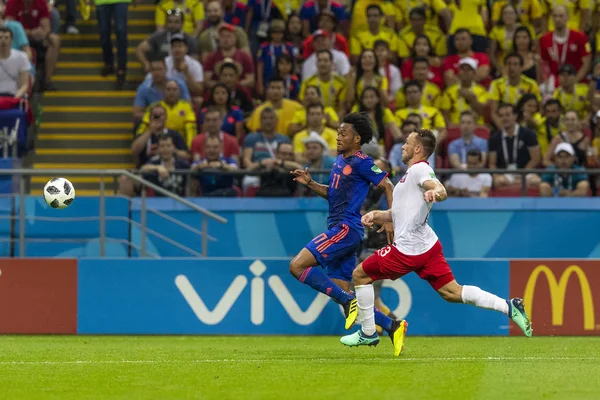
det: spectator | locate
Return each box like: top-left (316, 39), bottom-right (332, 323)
top-left (298, 49), bottom-right (346, 112)
top-left (346, 48), bottom-right (389, 108)
top-left (256, 19), bottom-right (298, 97)
top-left (292, 103), bottom-right (338, 160)
top-left (394, 80), bottom-right (446, 145)
top-left (447, 0), bottom-right (488, 54)
top-left (244, 0), bottom-right (288, 56)
top-left (198, 0), bottom-right (250, 61)
top-left (301, 10), bottom-right (348, 60)
top-left (137, 80), bottom-right (197, 147)
top-left (0, 4), bottom-right (32, 60)
top-left (489, 4), bottom-right (519, 77)
top-left (141, 135), bottom-right (190, 197)
top-left (275, 54), bottom-right (300, 101)
top-left (535, 98), bottom-right (562, 156)
top-left (489, 53), bottom-right (541, 129)
top-left (542, 0), bottom-right (589, 32)
top-left (302, 30), bottom-right (350, 79)
top-left (517, 93), bottom-right (542, 133)
top-left (289, 85), bottom-right (340, 135)
top-left (389, 119), bottom-right (436, 171)
top-left (395, 0), bottom-right (451, 32)
top-left (397, 57), bottom-right (441, 109)
top-left (199, 83), bottom-right (244, 139)
top-left (443, 28), bottom-right (490, 87)
top-left (0, 27), bottom-right (30, 98)
top-left (247, 77), bottom-right (303, 137)
top-left (222, 0), bottom-right (247, 27)
top-left (203, 23), bottom-right (254, 90)
top-left (243, 107), bottom-right (290, 169)
top-left (301, 131), bottom-right (335, 185)
top-left (136, 9), bottom-right (199, 72)
top-left (539, 142), bottom-right (590, 197)
top-left (166, 34), bottom-right (204, 103)
top-left (215, 58), bottom-right (253, 115)
top-left (490, 0), bottom-right (543, 36)
top-left (447, 111), bottom-right (488, 169)
top-left (544, 110), bottom-right (589, 167)
top-left (5, 0), bottom-right (59, 90)
top-left (132, 59), bottom-right (191, 120)
top-left (352, 86), bottom-right (400, 143)
top-left (285, 12), bottom-right (305, 53)
top-left (488, 103), bottom-right (541, 188)
top-left (512, 26), bottom-right (540, 82)
top-left (553, 64), bottom-right (590, 121)
top-left (131, 103), bottom-right (189, 168)
top-left (447, 149), bottom-right (493, 197)
top-left (50, 0), bottom-right (78, 34)
top-left (191, 135), bottom-right (239, 197)
top-left (350, 0), bottom-right (397, 33)
top-left (374, 40), bottom-right (402, 107)
top-left (300, 0), bottom-right (345, 36)
top-left (402, 35), bottom-right (444, 89)
top-left (191, 107), bottom-right (240, 163)
top-left (349, 5), bottom-right (398, 64)
top-left (397, 8), bottom-right (447, 60)
top-left (255, 142), bottom-right (302, 197)
top-left (440, 58), bottom-right (488, 126)
top-left (155, 0), bottom-right (204, 37)
top-left (540, 6), bottom-right (590, 89)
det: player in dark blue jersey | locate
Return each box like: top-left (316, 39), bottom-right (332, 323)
top-left (290, 113), bottom-right (404, 341)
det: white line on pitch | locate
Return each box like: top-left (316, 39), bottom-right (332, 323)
top-left (0, 357), bottom-right (598, 365)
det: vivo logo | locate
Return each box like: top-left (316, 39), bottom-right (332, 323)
top-left (175, 260), bottom-right (412, 326)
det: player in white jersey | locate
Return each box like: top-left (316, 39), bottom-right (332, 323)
top-left (340, 129), bottom-right (533, 356)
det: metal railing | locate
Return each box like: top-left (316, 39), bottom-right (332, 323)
top-left (0, 169), bottom-right (228, 258)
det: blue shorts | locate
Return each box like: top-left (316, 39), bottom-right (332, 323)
top-left (304, 223), bottom-right (362, 281)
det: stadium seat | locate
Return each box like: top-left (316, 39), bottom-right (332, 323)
top-left (489, 186), bottom-right (540, 197)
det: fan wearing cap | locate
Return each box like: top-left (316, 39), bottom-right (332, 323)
top-left (155, 0), bottom-right (204, 37)
top-left (167, 34), bottom-right (204, 104)
top-left (552, 64), bottom-right (590, 121)
top-left (349, 5), bottom-right (398, 65)
top-left (256, 19), bottom-right (299, 97)
top-left (204, 23), bottom-right (255, 90)
top-left (440, 57), bottom-right (488, 125)
top-left (300, 131), bottom-right (336, 187)
top-left (488, 52), bottom-right (540, 129)
top-left (198, 0), bottom-right (250, 62)
top-left (443, 29), bottom-right (490, 87)
top-left (539, 142), bottom-right (590, 197)
top-left (292, 103), bottom-right (338, 161)
top-left (397, 8), bottom-right (447, 60)
top-left (301, 10), bottom-right (349, 59)
top-left (300, 0), bottom-right (346, 35)
top-left (301, 29), bottom-right (350, 79)
top-left (244, 0), bottom-right (289, 56)
top-left (540, 5), bottom-right (591, 86)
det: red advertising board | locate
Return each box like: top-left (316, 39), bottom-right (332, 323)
top-left (0, 258), bottom-right (77, 334)
top-left (510, 260), bottom-right (600, 336)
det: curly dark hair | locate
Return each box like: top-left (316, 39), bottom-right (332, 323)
top-left (342, 112), bottom-right (374, 145)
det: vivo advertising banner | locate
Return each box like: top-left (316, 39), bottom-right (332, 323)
top-left (77, 258), bottom-right (509, 335)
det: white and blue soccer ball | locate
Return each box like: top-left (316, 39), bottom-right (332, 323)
top-left (43, 177), bottom-right (76, 209)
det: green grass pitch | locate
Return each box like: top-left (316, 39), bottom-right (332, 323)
top-left (0, 336), bottom-right (599, 399)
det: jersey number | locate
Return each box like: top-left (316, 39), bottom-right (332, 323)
top-left (331, 173), bottom-right (341, 189)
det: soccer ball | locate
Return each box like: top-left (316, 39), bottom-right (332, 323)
top-left (43, 177), bottom-right (76, 209)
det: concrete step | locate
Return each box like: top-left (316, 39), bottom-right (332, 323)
top-left (39, 121), bottom-right (132, 130)
top-left (34, 153), bottom-right (135, 163)
top-left (42, 111), bottom-right (133, 123)
top-left (33, 162), bottom-right (135, 169)
top-left (43, 91), bottom-right (136, 107)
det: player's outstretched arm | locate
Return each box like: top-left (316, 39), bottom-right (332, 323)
top-left (290, 168), bottom-right (329, 199)
top-left (362, 210), bottom-right (392, 228)
top-left (423, 179), bottom-right (448, 203)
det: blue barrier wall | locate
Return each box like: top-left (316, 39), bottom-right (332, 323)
top-left (77, 258), bottom-right (509, 335)
top-left (14, 197), bottom-right (600, 259)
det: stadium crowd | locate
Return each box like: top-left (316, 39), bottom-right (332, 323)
top-left (2, 0), bottom-right (600, 197)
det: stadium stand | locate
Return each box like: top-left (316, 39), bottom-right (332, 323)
top-left (9, 0), bottom-right (600, 198)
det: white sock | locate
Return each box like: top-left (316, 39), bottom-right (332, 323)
top-left (461, 285), bottom-right (509, 315)
top-left (356, 284), bottom-right (376, 336)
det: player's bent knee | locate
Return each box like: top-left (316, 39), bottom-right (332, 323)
top-left (352, 265), bottom-right (372, 286)
top-left (437, 281), bottom-right (463, 303)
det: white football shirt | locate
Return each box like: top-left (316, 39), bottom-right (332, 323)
top-left (392, 161), bottom-right (439, 255)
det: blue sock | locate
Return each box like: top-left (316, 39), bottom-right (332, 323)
top-left (374, 308), bottom-right (394, 334)
top-left (298, 267), bottom-right (354, 305)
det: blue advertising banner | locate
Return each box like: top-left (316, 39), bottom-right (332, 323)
top-left (78, 258), bottom-right (509, 335)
